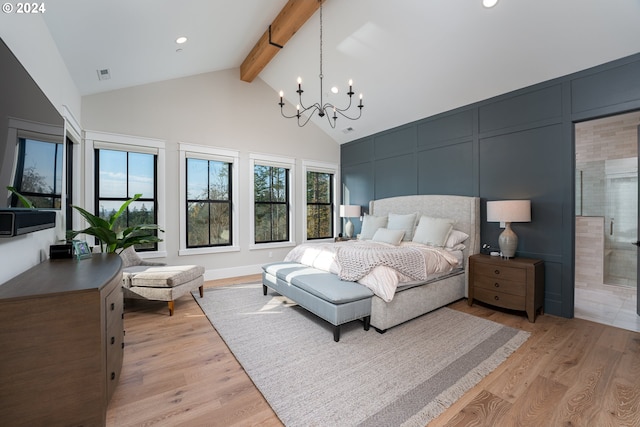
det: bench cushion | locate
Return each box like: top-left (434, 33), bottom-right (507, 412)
top-left (262, 262), bottom-right (373, 304)
top-left (124, 265), bottom-right (205, 288)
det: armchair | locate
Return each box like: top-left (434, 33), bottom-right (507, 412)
top-left (119, 247), bottom-right (204, 316)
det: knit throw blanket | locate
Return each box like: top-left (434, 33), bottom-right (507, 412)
top-left (335, 244), bottom-right (428, 282)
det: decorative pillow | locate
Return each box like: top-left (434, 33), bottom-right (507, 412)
top-left (412, 216), bottom-right (455, 247)
top-left (387, 212), bottom-right (418, 241)
top-left (445, 229), bottom-right (469, 248)
top-left (359, 215), bottom-right (388, 240)
top-left (371, 228), bottom-right (405, 246)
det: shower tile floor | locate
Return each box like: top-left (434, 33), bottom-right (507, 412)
top-left (575, 282), bottom-right (640, 332)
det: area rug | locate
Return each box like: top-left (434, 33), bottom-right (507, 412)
top-left (194, 283), bottom-right (530, 427)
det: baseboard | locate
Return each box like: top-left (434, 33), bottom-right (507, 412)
top-left (203, 263), bottom-right (263, 281)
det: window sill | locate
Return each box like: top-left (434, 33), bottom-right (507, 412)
top-left (249, 241), bottom-right (296, 251)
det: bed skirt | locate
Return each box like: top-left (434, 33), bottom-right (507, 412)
top-left (370, 270), bottom-right (465, 331)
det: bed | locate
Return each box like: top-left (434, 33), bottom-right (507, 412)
top-left (363, 194), bottom-right (480, 331)
top-left (264, 195), bottom-right (480, 335)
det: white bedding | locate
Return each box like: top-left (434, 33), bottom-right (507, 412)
top-left (284, 240), bottom-right (460, 302)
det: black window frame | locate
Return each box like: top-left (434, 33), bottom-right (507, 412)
top-left (185, 156), bottom-right (233, 248)
top-left (94, 148), bottom-right (158, 252)
top-left (306, 170), bottom-right (334, 240)
top-left (254, 164), bottom-right (290, 244)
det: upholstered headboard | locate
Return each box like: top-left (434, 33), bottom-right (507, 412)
top-left (369, 195), bottom-right (481, 291)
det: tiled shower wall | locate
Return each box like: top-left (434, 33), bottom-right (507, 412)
top-left (575, 111), bottom-right (640, 216)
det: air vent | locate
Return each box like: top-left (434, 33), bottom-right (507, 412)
top-left (342, 127), bottom-right (355, 134)
top-left (97, 68), bottom-right (111, 81)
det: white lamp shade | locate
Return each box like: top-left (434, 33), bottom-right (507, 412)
top-left (486, 200), bottom-right (531, 223)
top-left (339, 205), bottom-right (361, 218)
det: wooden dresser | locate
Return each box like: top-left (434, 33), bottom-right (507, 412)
top-left (468, 253), bottom-right (545, 322)
top-left (0, 254), bottom-right (124, 427)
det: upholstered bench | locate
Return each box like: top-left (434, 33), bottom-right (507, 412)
top-left (262, 262), bottom-right (373, 342)
top-left (119, 247), bottom-right (205, 316)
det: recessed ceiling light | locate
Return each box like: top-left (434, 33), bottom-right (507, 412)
top-left (176, 36), bottom-right (188, 44)
top-left (483, 0), bottom-right (498, 7)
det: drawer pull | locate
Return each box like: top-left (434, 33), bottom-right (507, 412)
top-left (111, 336), bottom-right (115, 345)
top-left (111, 372), bottom-right (116, 380)
top-left (110, 302), bottom-right (115, 311)
top-left (494, 295), bottom-right (500, 301)
top-left (122, 342), bottom-right (125, 349)
top-left (494, 283), bottom-right (500, 288)
top-left (494, 269), bottom-right (500, 275)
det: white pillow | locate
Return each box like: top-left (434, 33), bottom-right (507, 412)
top-left (359, 215), bottom-right (388, 240)
top-left (412, 216), bottom-right (455, 247)
top-left (371, 228), bottom-right (405, 246)
top-left (387, 212), bottom-right (418, 241)
top-left (445, 229), bottom-right (469, 248)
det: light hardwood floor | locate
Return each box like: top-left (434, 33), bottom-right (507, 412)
top-left (107, 276), bottom-right (640, 426)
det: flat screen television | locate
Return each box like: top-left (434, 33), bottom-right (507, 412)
top-left (0, 37), bottom-right (64, 211)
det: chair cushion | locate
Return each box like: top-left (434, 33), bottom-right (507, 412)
top-left (119, 246), bottom-right (143, 268)
top-left (262, 262), bottom-right (373, 304)
top-left (125, 265), bottom-right (205, 288)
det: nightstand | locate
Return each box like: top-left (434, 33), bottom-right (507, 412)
top-left (468, 253), bottom-right (545, 322)
top-left (334, 236), bottom-right (355, 242)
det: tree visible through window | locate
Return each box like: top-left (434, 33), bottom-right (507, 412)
top-left (186, 157), bottom-right (232, 247)
top-left (11, 138), bottom-right (63, 208)
top-left (254, 164), bottom-right (289, 243)
top-left (95, 148), bottom-right (157, 251)
top-left (307, 171), bottom-right (333, 239)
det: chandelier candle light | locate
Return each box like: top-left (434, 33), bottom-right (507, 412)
top-left (278, 2), bottom-right (363, 128)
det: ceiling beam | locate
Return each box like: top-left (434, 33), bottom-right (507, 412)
top-left (240, 0), bottom-right (324, 83)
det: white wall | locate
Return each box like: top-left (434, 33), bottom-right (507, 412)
top-left (0, 15), bottom-right (82, 284)
top-left (81, 69), bottom-right (339, 278)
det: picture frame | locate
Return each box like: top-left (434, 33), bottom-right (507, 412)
top-left (72, 240), bottom-right (92, 260)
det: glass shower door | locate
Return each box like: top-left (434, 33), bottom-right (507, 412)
top-left (605, 158), bottom-right (637, 288)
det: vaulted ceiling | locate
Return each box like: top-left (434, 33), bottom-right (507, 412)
top-left (42, 0), bottom-right (640, 144)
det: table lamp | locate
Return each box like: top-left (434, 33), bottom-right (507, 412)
top-left (339, 205), bottom-right (361, 238)
top-left (486, 200), bottom-right (531, 258)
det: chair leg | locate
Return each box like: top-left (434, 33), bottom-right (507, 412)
top-left (199, 285), bottom-right (204, 298)
top-left (168, 301), bottom-right (175, 316)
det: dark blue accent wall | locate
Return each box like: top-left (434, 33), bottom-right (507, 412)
top-left (341, 52), bottom-right (640, 319)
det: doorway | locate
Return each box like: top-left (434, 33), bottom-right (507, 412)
top-left (574, 111), bottom-right (639, 332)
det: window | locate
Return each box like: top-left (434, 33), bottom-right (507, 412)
top-left (179, 144), bottom-right (239, 255)
top-left (254, 165), bottom-right (290, 243)
top-left (186, 157), bottom-right (232, 247)
top-left (250, 154), bottom-right (295, 246)
top-left (11, 137), bottom-right (63, 208)
top-left (303, 160), bottom-right (338, 241)
top-left (95, 147), bottom-right (158, 251)
top-left (306, 171), bottom-right (334, 239)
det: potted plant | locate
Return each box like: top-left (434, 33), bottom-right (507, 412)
top-left (67, 193), bottom-right (163, 253)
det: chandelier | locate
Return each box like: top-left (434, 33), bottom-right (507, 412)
top-left (278, 2), bottom-right (363, 128)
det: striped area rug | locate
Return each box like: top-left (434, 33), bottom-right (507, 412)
top-left (195, 283), bottom-right (529, 427)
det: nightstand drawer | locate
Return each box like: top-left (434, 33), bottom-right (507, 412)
top-left (474, 262), bottom-right (526, 282)
top-left (474, 288), bottom-right (525, 311)
top-left (474, 276), bottom-right (526, 297)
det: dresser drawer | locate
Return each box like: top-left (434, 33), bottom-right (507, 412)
top-left (474, 262), bottom-right (526, 282)
top-left (474, 275), bottom-right (526, 297)
top-left (104, 284), bottom-right (124, 401)
top-left (474, 288), bottom-right (525, 311)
